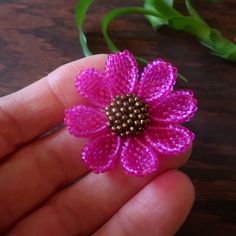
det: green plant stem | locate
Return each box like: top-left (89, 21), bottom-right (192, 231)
top-left (145, 0), bottom-right (236, 62)
top-left (75, 0), bottom-right (94, 56)
top-left (101, 7), bottom-right (188, 81)
top-left (101, 7), bottom-right (161, 55)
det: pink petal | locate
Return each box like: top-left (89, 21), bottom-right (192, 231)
top-left (151, 90), bottom-right (197, 124)
top-left (120, 137), bottom-right (159, 176)
top-left (64, 105), bottom-right (107, 138)
top-left (145, 125), bottom-right (194, 157)
top-left (81, 132), bottom-right (121, 173)
top-left (105, 50), bottom-right (138, 96)
top-left (75, 68), bottom-right (111, 108)
top-left (137, 59), bottom-right (177, 103)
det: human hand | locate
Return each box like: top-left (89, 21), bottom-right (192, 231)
top-left (0, 55), bottom-right (194, 236)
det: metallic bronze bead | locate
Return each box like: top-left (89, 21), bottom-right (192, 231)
top-left (130, 127), bottom-right (135, 131)
top-left (122, 123), bottom-right (128, 128)
top-left (108, 115), bottom-right (114, 120)
top-left (105, 94), bottom-right (150, 137)
top-left (115, 112), bottom-right (122, 117)
top-left (140, 119), bottom-right (145, 125)
top-left (128, 97), bottom-right (134, 103)
top-left (134, 109), bottom-right (140, 114)
top-left (125, 131), bottom-right (130, 135)
top-left (137, 114), bottom-right (145, 119)
top-left (114, 120), bottom-right (121, 124)
top-left (141, 107), bottom-right (147, 112)
top-left (127, 119), bottom-right (132, 124)
top-left (123, 101), bottom-right (129, 107)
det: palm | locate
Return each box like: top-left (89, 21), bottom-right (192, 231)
top-left (0, 55), bottom-right (194, 236)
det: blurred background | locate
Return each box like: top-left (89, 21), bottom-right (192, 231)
top-left (0, 0), bottom-right (235, 235)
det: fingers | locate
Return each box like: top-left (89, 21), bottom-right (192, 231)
top-left (94, 170), bottom-right (195, 236)
top-left (0, 128), bottom-right (88, 233)
top-left (6, 150), bottom-right (192, 236)
top-left (0, 54), bottom-right (107, 158)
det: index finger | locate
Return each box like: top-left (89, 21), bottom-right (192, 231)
top-left (0, 54), bottom-right (107, 158)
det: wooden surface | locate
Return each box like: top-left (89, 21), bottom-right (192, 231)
top-left (0, 0), bottom-right (236, 235)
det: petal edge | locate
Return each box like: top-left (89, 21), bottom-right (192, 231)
top-left (75, 68), bottom-right (111, 107)
top-left (145, 125), bottom-right (194, 157)
top-left (151, 90), bottom-right (198, 124)
top-left (64, 105), bottom-right (107, 138)
top-left (120, 137), bottom-right (159, 176)
top-left (105, 50), bottom-right (138, 96)
top-left (81, 132), bottom-right (120, 173)
top-left (137, 59), bottom-right (177, 103)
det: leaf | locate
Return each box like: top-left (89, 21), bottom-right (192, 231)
top-left (101, 6), bottom-right (161, 62)
top-left (144, 0), bottom-right (173, 29)
top-left (185, 0), bottom-right (206, 24)
top-left (169, 16), bottom-right (211, 40)
top-left (101, 6), bottom-right (188, 81)
top-left (148, 0), bottom-right (182, 18)
top-left (208, 29), bottom-right (236, 57)
top-left (169, 16), bottom-right (236, 61)
top-left (144, 0), bottom-right (183, 29)
top-left (144, 0), bottom-right (236, 62)
top-left (75, 0), bottom-right (94, 56)
top-left (178, 73), bottom-right (188, 83)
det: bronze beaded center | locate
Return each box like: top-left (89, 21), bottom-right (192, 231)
top-left (105, 94), bottom-right (150, 137)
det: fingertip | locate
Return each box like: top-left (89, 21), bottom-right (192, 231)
top-left (156, 169), bottom-right (195, 205)
top-left (47, 54), bottom-right (108, 83)
top-left (45, 54), bottom-right (108, 108)
top-left (158, 146), bottom-right (193, 173)
top-left (70, 54), bottom-right (108, 73)
top-left (149, 170), bottom-right (195, 235)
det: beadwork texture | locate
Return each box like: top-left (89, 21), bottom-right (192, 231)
top-left (105, 94), bottom-right (150, 137)
top-left (64, 50), bottom-right (197, 176)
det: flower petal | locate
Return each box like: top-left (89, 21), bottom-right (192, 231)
top-left (81, 132), bottom-right (120, 173)
top-left (151, 90), bottom-right (197, 124)
top-left (105, 50), bottom-right (138, 96)
top-left (137, 59), bottom-right (177, 102)
top-left (145, 125), bottom-right (194, 156)
top-left (75, 68), bottom-right (112, 107)
top-left (64, 105), bottom-right (107, 138)
top-left (120, 137), bottom-right (159, 176)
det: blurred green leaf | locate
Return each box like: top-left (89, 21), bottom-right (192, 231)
top-left (185, 0), bottom-right (206, 24)
top-left (147, 0), bottom-right (182, 18)
top-left (169, 16), bottom-right (210, 39)
top-left (144, 0), bottom-right (174, 29)
top-left (101, 6), bottom-right (161, 63)
top-left (75, 0), bottom-right (236, 71)
top-left (143, 0), bottom-right (236, 62)
top-left (75, 0), bottom-right (94, 56)
top-left (101, 6), bottom-right (188, 81)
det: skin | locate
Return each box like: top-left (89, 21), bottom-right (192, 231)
top-left (0, 55), bottom-right (195, 236)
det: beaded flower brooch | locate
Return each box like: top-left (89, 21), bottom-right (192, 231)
top-left (65, 50), bottom-right (197, 176)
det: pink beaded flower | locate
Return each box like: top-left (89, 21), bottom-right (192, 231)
top-left (65, 50), bottom-right (197, 176)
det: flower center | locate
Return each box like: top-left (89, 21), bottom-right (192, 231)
top-left (105, 94), bottom-right (150, 137)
